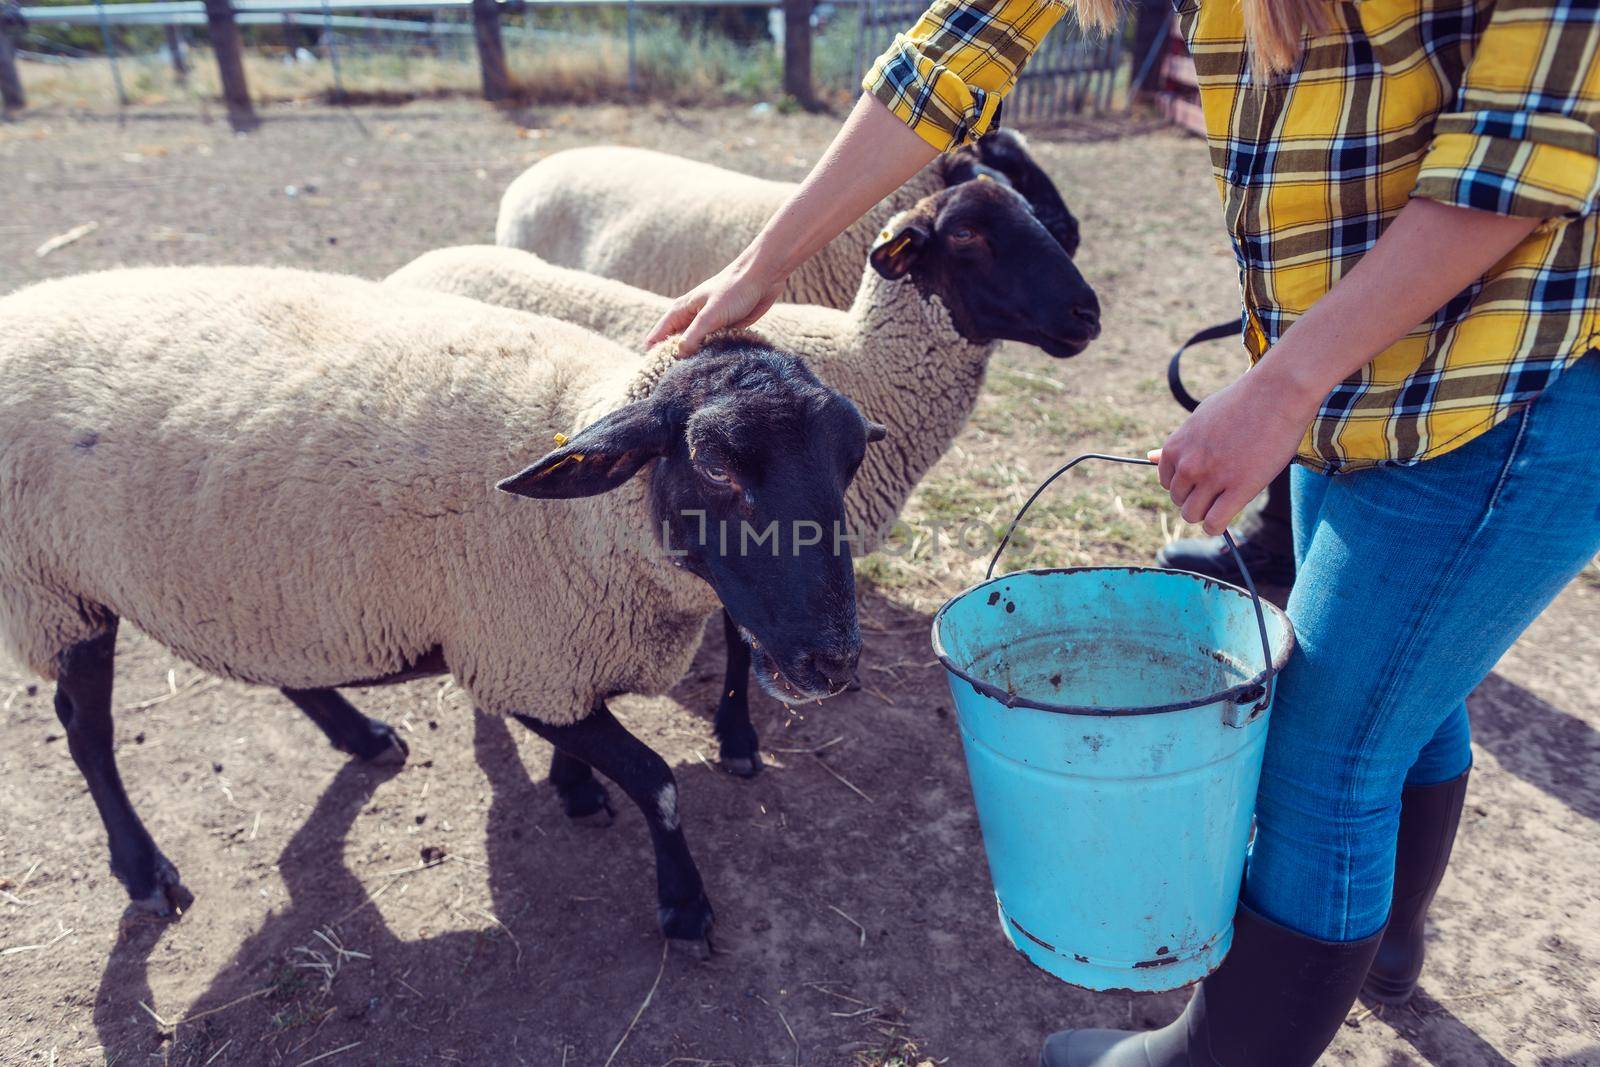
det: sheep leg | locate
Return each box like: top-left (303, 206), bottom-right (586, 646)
top-left (54, 621), bottom-right (193, 918)
top-left (713, 610), bottom-right (762, 777)
top-left (280, 687), bottom-right (408, 766)
top-left (549, 749), bottom-right (616, 826)
top-left (514, 702), bottom-right (714, 947)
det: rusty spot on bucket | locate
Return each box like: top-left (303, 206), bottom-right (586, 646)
top-left (987, 590), bottom-right (1002, 606)
top-left (1008, 916), bottom-right (1056, 953)
top-left (1133, 954), bottom-right (1181, 969)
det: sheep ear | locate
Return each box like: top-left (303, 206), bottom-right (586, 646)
top-left (943, 157), bottom-right (1011, 189)
top-left (498, 401), bottom-right (671, 500)
top-left (865, 420), bottom-right (888, 443)
top-left (869, 222), bottom-right (929, 280)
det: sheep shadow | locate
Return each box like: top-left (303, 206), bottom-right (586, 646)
top-left (84, 593), bottom-right (1592, 1066)
top-left (91, 709), bottom-right (689, 1066)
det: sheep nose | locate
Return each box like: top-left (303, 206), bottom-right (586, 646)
top-left (1072, 304), bottom-right (1101, 337)
top-left (806, 648), bottom-right (860, 691)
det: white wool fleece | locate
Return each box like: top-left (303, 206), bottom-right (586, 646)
top-left (387, 245), bottom-right (993, 548)
top-left (494, 145), bottom-right (948, 310)
top-left (0, 267), bottom-right (719, 724)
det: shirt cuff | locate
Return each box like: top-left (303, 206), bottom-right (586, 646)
top-left (1413, 111), bottom-right (1600, 219)
top-left (863, 38), bottom-right (1005, 152)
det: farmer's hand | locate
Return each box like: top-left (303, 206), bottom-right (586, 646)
top-left (1151, 364), bottom-right (1322, 536)
top-left (1148, 199), bottom-right (1543, 532)
top-left (645, 256), bottom-right (787, 357)
top-left (647, 93), bottom-right (939, 358)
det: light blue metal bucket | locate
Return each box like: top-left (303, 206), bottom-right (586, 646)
top-left (932, 454), bottom-right (1294, 993)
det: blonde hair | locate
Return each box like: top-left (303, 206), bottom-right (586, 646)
top-left (1072, 0), bottom-right (1323, 78)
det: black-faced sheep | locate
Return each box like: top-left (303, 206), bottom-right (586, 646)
top-left (494, 128), bottom-right (1079, 310)
top-left (0, 267), bottom-right (884, 945)
top-left (391, 177), bottom-right (1100, 775)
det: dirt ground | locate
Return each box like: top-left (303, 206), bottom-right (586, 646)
top-left (1, 100), bottom-right (1597, 1067)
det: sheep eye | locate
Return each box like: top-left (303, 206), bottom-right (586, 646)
top-left (950, 227), bottom-right (979, 244)
top-left (700, 463), bottom-right (734, 486)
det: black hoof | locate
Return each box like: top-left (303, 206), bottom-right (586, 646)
top-left (718, 752), bottom-right (763, 778)
top-left (659, 894), bottom-right (714, 948)
top-left (353, 721), bottom-right (409, 766)
top-left (716, 725), bottom-right (763, 779)
top-left (561, 779), bottom-right (615, 826)
top-left (124, 855), bottom-right (192, 919)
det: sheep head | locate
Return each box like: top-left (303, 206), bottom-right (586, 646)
top-left (869, 178), bottom-right (1101, 359)
top-left (499, 333), bottom-right (886, 704)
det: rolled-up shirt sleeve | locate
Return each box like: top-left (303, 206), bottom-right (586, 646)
top-left (863, 0), bottom-right (1069, 152)
top-left (1413, 0), bottom-right (1600, 219)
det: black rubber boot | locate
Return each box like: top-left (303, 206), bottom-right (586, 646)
top-left (1157, 533), bottom-right (1296, 588)
top-left (1362, 769), bottom-right (1471, 1005)
top-left (1039, 905), bottom-right (1384, 1067)
top-left (1157, 468), bottom-right (1296, 587)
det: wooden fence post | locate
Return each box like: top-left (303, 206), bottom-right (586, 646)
top-left (204, 0), bottom-right (255, 127)
top-left (471, 0), bottom-right (510, 102)
top-left (782, 0), bottom-right (813, 110)
top-left (0, 5), bottom-right (24, 112)
top-left (165, 24), bottom-right (189, 80)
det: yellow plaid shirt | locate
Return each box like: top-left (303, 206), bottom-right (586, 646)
top-left (866, 0), bottom-right (1600, 471)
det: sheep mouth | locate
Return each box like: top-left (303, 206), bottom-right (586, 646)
top-left (739, 628), bottom-right (851, 706)
top-left (1038, 334), bottom-right (1093, 359)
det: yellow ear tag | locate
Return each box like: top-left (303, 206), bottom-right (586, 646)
top-left (536, 453), bottom-right (585, 480)
top-left (883, 233), bottom-right (913, 258)
top-left (977, 173), bottom-right (993, 182)
top-left (553, 432), bottom-right (569, 446)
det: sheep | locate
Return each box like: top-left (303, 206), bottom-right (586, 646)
top-left (494, 127), bottom-right (1079, 310)
top-left (0, 266), bottom-right (886, 945)
top-left (392, 176), bottom-right (1101, 776)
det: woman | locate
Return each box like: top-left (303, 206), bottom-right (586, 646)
top-left (646, 0), bottom-right (1600, 1062)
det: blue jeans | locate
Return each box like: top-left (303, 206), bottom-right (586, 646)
top-left (1244, 351), bottom-right (1600, 942)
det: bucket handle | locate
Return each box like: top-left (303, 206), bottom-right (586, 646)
top-left (986, 453), bottom-right (1278, 720)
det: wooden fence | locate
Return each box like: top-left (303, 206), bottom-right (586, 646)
top-left (2, 0), bottom-right (1148, 124)
top-left (2, 0), bottom-right (824, 122)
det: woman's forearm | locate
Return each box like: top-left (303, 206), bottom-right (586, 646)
top-left (739, 93), bottom-right (940, 281)
top-left (1254, 198), bottom-right (1542, 408)
top-left (1158, 197), bottom-right (1544, 534)
top-left (647, 93), bottom-right (939, 351)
